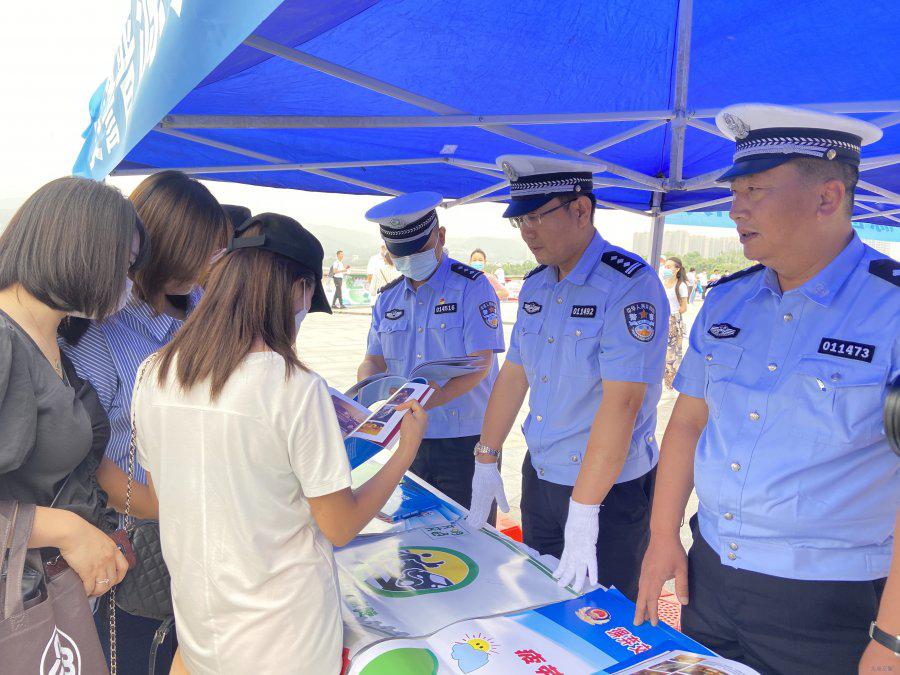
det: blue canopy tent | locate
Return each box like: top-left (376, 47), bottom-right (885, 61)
top-left (75, 0), bottom-right (900, 264)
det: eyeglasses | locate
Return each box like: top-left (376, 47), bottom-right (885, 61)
top-left (509, 200), bottom-right (572, 230)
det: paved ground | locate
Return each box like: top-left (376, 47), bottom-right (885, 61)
top-left (298, 299), bottom-right (702, 556)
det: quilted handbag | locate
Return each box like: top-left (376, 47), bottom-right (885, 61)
top-left (107, 356), bottom-right (174, 674)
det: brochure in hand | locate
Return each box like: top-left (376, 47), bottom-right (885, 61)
top-left (344, 356), bottom-right (486, 408)
top-left (330, 383), bottom-right (434, 468)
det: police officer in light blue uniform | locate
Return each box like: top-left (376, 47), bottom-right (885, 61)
top-left (358, 192), bottom-right (504, 509)
top-left (634, 104), bottom-right (900, 674)
top-left (467, 155), bottom-right (668, 600)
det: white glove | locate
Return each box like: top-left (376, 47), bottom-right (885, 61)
top-left (553, 498), bottom-right (600, 593)
top-left (465, 461), bottom-right (509, 528)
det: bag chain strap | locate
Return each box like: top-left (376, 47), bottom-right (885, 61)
top-left (109, 355), bottom-right (155, 675)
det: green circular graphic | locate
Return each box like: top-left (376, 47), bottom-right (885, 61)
top-left (359, 648), bottom-right (439, 675)
top-left (363, 546), bottom-right (480, 598)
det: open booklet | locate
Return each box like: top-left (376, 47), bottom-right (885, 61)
top-left (343, 355), bottom-right (487, 403)
top-left (330, 381), bottom-right (435, 470)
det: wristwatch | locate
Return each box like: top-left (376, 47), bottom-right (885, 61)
top-left (473, 441), bottom-right (501, 459)
top-left (869, 621), bottom-right (900, 656)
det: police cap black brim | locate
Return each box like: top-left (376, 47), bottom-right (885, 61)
top-left (716, 156), bottom-right (798, 182)
top-left (501, 194), bottom-right (557, 218)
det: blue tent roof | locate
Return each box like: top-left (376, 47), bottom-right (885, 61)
top-left (76, 0), bottom-right (900, 227)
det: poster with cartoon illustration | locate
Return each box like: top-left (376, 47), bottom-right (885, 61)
top-left (337, 524), bottom-right (576, 658)
top-left (347, 587), bottom-right (719, 674)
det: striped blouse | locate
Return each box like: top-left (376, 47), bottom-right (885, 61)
top-left (61, 290), bottom-right (201, 487)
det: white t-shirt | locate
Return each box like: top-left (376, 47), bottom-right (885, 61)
top-left (366, 252), bottom-right (386, 278)
top-left (493, 266), bottom-right (506, 285)
top-left (666, 281), bottom-right (688, 313)
top-left (135, 353), bottom-right (351, 674)
top-left (331, 260), bottom-right (347, 279)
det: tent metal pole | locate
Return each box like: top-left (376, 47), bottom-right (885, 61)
top-left (860, 154), bottom-right (900, 171)
top-left (668, 0), bottom-right (694, 184)
top-left (595, 199), bottom-right (652, 217)
top-left (444, 158), bottom-right (505, 178)
top-left (681, 165), bottom-right (730, 190)
top-left (444, 180), bottom-right (508, 208)
top-left (243, 35), bottom-right (664, 189)
top-left (692, 100), bottom-right (900, 118)
top-left (871, 111), bottom-right (900, 129)
top-left (151, 128), bottom-right (402, 196)
top-left (856, 201), bottom-right (900, 224)
top-left (112, 157), bottom-right (450, 176)
top-left (856, 179), bottom-right (900, 204)
top-left (649, 192), bottom-right (666, 266)
top-left (662, 196), bottom-right (734, 215)
top-left (685, 118), bottom-right (727, 139)
top-left (154, 128), bottom-right (287, 163)
top-left (446, 122), bottom-right (668, 208)
top-left (160, 110), bottom-right (675, 129)
top-left (851, 206), bottom-right (900, 220)
top-left (581, 120), bottom-right (668, 154)
top-left (856, 195), bottom-right (900, 204)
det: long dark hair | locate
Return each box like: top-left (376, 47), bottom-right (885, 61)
top-left (667, 256), bottom-right (689, 301)
top-left (155, 224), bottom-right (311, 401)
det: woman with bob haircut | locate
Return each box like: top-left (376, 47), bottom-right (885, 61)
top-left (62, 169), bottom-right (230, 673)
top-left (133, 213), bottom-right (428, 674)
top-left (0, 176), bottom-right (146, 615)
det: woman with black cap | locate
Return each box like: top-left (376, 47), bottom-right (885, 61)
top-left (132, 213), bottom-right (427, 674)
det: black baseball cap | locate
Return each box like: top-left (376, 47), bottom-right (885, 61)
top-left (223, 204), bottom-right (252, 230)
top-left (227, 212), bottom-right (331, 314)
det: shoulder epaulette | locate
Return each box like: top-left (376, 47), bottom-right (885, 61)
top-left (450, 262), bottom-right (484, 280)
top-left (869, 258), bottom-right (900, 288)
top-left (523, 264), bottom-right (547, 280)
top-left (378, 276), bottom-right (403, 294)
top-left (600, 250), bottom-right (646, 277)
top-left (708, 263), bottom-right (765, 289)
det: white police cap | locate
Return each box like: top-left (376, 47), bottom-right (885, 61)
top-left (365, 191), bottom-right (443, 256)
top-left (496, 154), bottom-right (605, 218)
top-left (715, 103), bottom-right (882, 181)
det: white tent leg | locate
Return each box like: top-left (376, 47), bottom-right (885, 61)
top-left (649, 192), bottom-right (666, 264)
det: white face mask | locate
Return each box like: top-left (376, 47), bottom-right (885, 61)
top-left (69, 277), bottom-right (133, 320)
top-left (392, 245), bottom-right (440, 281)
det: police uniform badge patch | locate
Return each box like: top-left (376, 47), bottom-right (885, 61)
top-left (480, 301), bottom-right (499, 328)
top-left (601, 251), bottom-right (645, 277)
top-left (708, 322), bottom-right (740, 339)
top-left (522, 301), bottom-right (542, 315)
top-left (624, 302), bottom-right (656, 342)
top-left (450, 262), bottom-right (483, 280)
top-left (869, 258), bottom-right (900, 287)
top-left (385, 308), bottom-right (404, 320)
